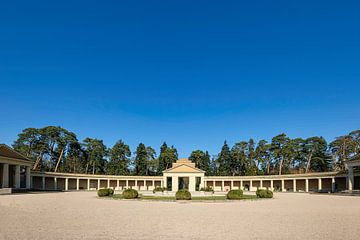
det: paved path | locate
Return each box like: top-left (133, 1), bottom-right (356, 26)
top-left (0, 192), bottom-right (359, 239)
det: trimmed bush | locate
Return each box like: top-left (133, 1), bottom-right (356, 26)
top-left (256, 189), bottom-right (273, 198)
top-left (175, 189), bottom-right (191, 200)
top-left (97, 188), bottom-right (113, 197)
top-left (153, 187), bottom-right (167, 193)
top-left (200, 186), bottom-right (214, 193)
top-left (123, 188), bottom-right (139, 199)
top-left (226, 189), bottom-right (244, 200)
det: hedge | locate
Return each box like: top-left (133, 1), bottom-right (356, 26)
top-left (175, 189), bottom-right (191, 200)
top-left (256, 189), bottom-right (273, 198)
top-left (226, 189), bottom-right (243, 200)
top-left (200, 186), bottom-right (214, 193)
top-left (123, 188), bottom-right (139, 199)
top-left (153, 187), bottom-right (167, 193)
top-left (97, 188), bottom-right (114, 197)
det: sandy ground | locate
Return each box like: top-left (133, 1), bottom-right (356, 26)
top-left (0, 192), bottom-right (359, 240)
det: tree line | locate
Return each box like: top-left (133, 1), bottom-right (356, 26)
top-left (11, 126), bottom-right (360, 176)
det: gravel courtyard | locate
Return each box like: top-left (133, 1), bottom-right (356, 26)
top-left (0, 192), bottom-right (359, 240)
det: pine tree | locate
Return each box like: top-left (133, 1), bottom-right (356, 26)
top-left (134, 143), bottom-right (147, 175)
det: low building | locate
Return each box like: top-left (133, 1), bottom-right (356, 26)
top-left (1, 144), bottom-right (359, 193)
top-left (0, 144), bottom-right (32, 194)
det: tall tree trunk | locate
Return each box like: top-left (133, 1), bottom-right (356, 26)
top-left (33, 152), bottom-right (43, 170)
top-left (279, 158), bottom-right (283, 175)
top-left (305, 152), bottom-right (313, 173)
top-left (54, 148), bottom-right (64, 172)
top-left (85, 162), bottom-right (89, 174)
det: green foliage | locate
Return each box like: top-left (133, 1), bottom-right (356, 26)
top-left (189, 150), bottom-right (211, 175)
top-left (107, 140), bottom-right (131, 175)
top-left (175, 189), bottom-right (191, 200)
top-left (153, 187), bottom-right (167, 193)
top-left (256, 189), bottom-right (273, 198)
top-left (200, 186), bottom-right (214, 193)
top-left (158, 142), bottom-right (178, 174)
top-left (226, 189), bottom-right (244, 199)
top-left (216, 141), bottom-right (232, 176)
top-left (122, 189), bottom-right (139, 199)
top-left (12, 125), bottom-right (360, 177)
top-left (97, 188), bottom-right (114, 197)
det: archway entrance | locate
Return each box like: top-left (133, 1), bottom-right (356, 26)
top-left (178, 177), bottom-right (189, 190)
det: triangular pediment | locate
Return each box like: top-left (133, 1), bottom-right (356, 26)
top-left (0, 144), bottom-right (31, 161)
top-left (163, 164), bottom-right (205, 173)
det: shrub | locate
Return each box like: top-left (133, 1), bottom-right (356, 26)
top-left (123, 188), bottom-right (139, 199)
top-left (200, 186), bottom-right (214, 193)
top-left (97, 188), bottom-right (113, 197)
top-left (226, 189), bottom-right (243, 200)
top-left (175, 189), bottom-right (191, 200)
top-left (256, 189), bottom-right (273, 198)
top-left (153, 187), bottom-right (167, 193)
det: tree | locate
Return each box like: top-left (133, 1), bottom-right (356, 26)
top-left (158, 142), bottom-right (178, 174)
top-left (271, 133), bottom-right (291, 175)
top-left (255, 140), bottom-right (271, 175)
top-left (230, 141), bottom-right (247, 176)
top-left (330, 135), bottom-right (354, 170)
top-left (82, 138), bottom-right (107, 174)
top-left (107, 140), bottom-right (131, 175)
top-left (145, 146), bottom-right (157, 175)
top-left (216, 141), bottom-right (231, 176)
top-left (134, 143), bottom-right (148, 175)
top-left (189, 150), bottom-right (210, 174)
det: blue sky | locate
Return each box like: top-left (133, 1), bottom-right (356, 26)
top-left (1, 0), bottom-right (359, 157)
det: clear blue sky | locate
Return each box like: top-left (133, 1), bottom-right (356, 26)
top-left (1, 0), bottom-right (359, 157)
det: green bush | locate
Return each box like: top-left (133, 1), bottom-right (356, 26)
top-left (200, 186), bottom-right (214, 193)
top-left (256, 189), bottom-right (273, 198)
top-left (153, 187), bottom-right (167, 193)
top-left (123, 188), bottom-right (139, 199)
top-left (226, 189), bottom-right (244, 200)
top-left (97, 188), bottom-right (114, 197)
top-left (175, 189), bottom-right (191, 200)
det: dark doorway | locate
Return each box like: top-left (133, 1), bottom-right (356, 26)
top-left (167, 177), bottom-right (172, 191)
top-left (178, 177), bottom-right (189, 190)
top-left (195, 177), bottom-right (201, 191)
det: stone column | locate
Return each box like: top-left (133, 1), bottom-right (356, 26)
top-left (26, 166), bottom-right (31, 189)
top-left (97, 179), bottom-right (100, 189)
top-left (221, 181), bottom-right (224, 191)
top-left (15, 165), bottom-right (21, 188)
top-left (270, 180), bottom-right (273, 191)
top-left (135, 180), bottom-right (138, 190)
top-left (250, 180), bottom-right (253, 191)
top-left (212, 181), bottom-right (215, 190)
top-left (76, 178), bottom-right (80, 191)
top-left (173, 177), bottom-right (179, 191)
top-left (347, 167), bottom-right (354, 191)
top-left (305, 179), bottom-right (309, 192)
top-left (65, 178), bottom-right (69, 191)
top-left (318, 178), bottom-right (322, 191)
top-left (260, 180), bottom-right (263, 189)
top-left (42, 176), bottom-right (46, 190)
top-left (231, 180), bottom-right (234, 190)
top-left (332, 177), bottom-right (336, 193)
top-left (281, 179), bottom-right (285, 192)
top-left (293, 179), bottom-right (297, 192)
top-left (240, 180), bottom-right (243, 190)
top-left (107, 179), bottom-right (110, 188)
top-left (87, 179), bottom-right (90, 190)
top-left (54, 177), bottom-right (57, 190)
top-left (2, 163), bottom-right (9, 188)
top-left (126, 179), bottom-right (129, 189)
top-left (117, 180), bottom-right (120, 189)
top-left (152, 180), bottom-right (155, 190)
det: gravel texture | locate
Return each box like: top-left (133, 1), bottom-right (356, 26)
top-left (0, 192), bottom-right (359, 240)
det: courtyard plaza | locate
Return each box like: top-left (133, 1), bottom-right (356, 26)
top-left (0, 191), bottom-right (359, 240)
